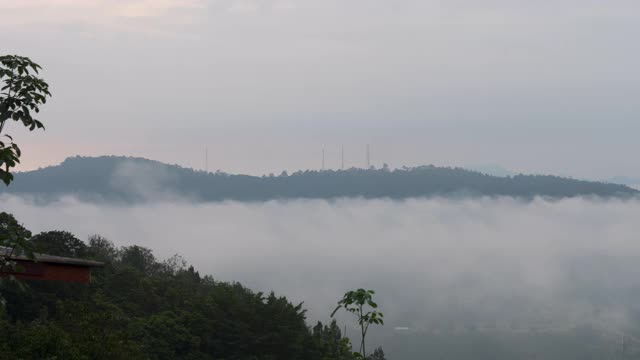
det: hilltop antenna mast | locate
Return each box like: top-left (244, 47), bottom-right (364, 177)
top-left (341, 145), bottom-right (345, 170)
top-left (322, 148), bottom-right (325, 171)
top-left (366, 144), bottom-right (370, 169)
top-left (205, 147), bottom-right (209, 173)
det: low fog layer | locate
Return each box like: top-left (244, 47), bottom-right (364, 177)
top-left (3, 196), bottom-right (640, 344)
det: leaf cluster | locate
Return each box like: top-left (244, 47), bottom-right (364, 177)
top-left (0, 55), bottom-right (51, 185)
top-left (0, 55), bottom-right (50, 129)
top-left (0, 134), bottom-right (20, 185)
top-left (332, 289), bottom-right (384, 359)
top-left (332, 289), bottom-right (384, 327)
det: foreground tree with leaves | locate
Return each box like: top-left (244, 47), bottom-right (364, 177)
top-left (0, 55), bottom-right (51, 186)
top-left (332, 288), bottom-right (385, 359)
top-left (0, 55), bottom-right (51, 300)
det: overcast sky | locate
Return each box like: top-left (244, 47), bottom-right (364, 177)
top-left (1, 0), bottom-right (639, 178)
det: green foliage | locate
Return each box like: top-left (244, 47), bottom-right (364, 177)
top-left (0, 55), bottom-right (51, 186)
top-left (0, 134), bottom-right (20, 186)
top-left (0, 213), bottom-right (357, 359)
top-left (370, 347), bottom-right (387, 360)
top-left (0, 55), bottom-right (50, 311)
top-left (31, 231), bottom-right (88, 258)
top-left (87, 234), bottom-right (119, 263)
top-left (0, 212), bottom-right (33, 259)
top-left (308, 320), bottom-right (355, 360)
top-left (0, 212), bottom-right (35, 305)
top-left (2, 156), bottom-right (636, 202)
top-left (332, 289), bottom-right (384, 359)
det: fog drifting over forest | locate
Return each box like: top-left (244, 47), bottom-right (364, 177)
top-left (4, 195), bottom-right (640, 339)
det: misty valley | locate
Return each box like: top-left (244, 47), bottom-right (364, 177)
top-left (3, 2), bottom-right (640, 358)
top-left (2, 159), bottom-right (640, 359)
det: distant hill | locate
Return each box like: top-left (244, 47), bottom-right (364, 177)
top-left (465, 164), bottom-right (515, 177)
top-left (1, 156), bottom-right (636, 203)
top-left (607, 176), bottom-right (640, 189)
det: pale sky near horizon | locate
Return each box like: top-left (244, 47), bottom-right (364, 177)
top-left (1, 0), bottom-right (638, 178)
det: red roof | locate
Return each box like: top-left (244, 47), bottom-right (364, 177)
top-left (1, 246), bottom-right (104, 283)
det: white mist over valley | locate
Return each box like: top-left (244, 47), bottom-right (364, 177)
top-left (5, 195), bottom-right (640, 350)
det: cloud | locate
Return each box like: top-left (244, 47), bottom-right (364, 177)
top-left (0, 0), bottom-right (206, 29)
top-left (4, 195), bottom-right (640, 340)
top-left (227, 0), bottom-right (261, 13)
top-left (109, 160), bottom-right (182, 201)
top-left (117, 0), bottom-right (205, 18)
top-left (4, 0), bottom-right (636, 27)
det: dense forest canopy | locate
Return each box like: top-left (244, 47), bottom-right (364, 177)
top-left (2, 156), bottom-right (636, 203)
top-left (0, 212), bottom-right (358, 360)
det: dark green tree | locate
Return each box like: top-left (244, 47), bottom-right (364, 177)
top-left (30, 231), bottom-right (88, 258)
top-left (308, 320), bottom-right (354, 360)
top-left (0, 212), bottom-right (33, 261)
top-left (370, 346), bottom-right (387, 360)
top-left (0, 212), bottom-right (34, 304)
top-left (87, 234), bottom-right (119, 263)
top-left (120, 245), bottom-right (157, 273)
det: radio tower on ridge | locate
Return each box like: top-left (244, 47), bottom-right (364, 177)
top-left (366, 144), bottom-right (370, 169)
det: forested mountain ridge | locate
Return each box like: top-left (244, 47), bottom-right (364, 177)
top-left (2, 156), bottom-right (636, 202)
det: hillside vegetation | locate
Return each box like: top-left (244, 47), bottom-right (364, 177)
top-left (2, 156), bottom-right (636, 202)
top-left (0, 213), bottom-right (355, 360)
